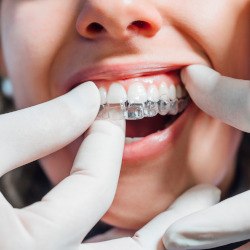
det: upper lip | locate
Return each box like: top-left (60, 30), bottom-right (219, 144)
top-left (65, 63), bottom-right (186, 92)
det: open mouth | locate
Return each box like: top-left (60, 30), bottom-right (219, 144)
top-left (125, 111), bottom-right (184, 143)
top-left (67, 65), bottom-right (193, 160)
top-left (95, 70), bottom-right (190, 145)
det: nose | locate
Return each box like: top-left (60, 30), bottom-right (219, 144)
top-left (76, 0), bottom-right (162, 40)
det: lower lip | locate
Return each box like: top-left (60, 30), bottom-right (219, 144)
top-left (122, 102), bottom-right (196, 162)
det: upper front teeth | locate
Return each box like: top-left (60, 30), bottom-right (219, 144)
top-left (99, 87), bottom-right (107, 105)
top-left (127, 83), bottom-right (148, 103)
top-left (99, 82), bottom-right (187, 105)
top-left (168, 85), bottom-right (177, 100)
top-left (98, 82), bottom-right (189, 120)
top-left (107, 83), bottom-right (127, 104)
top-left (147, 85), bottom-right (160, 102)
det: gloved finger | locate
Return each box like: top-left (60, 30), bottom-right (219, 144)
top-left (21, 118), bottom-right (125, 243)
top-left (136, 184), bottom-right (221, 250)
top-left (181, 65), bottom-right (250, 132)
top-left (84, 228), bottom-right (134, 243)
top-left (80, 184), bottom-right (220, 250)
top-left (0, 193), bottom-right (23, 239)
top-left (81, 238), bottom-right (141, 250)
top-left (164, 190), bottom-right (250, 249)
top-left (0, 82), bottom-right (100, 176)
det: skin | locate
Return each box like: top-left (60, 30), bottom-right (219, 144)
top-left (0, 0), bottom-right (249, 230)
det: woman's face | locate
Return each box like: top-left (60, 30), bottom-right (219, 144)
top-left (1, 0), bottom-right (249, 229)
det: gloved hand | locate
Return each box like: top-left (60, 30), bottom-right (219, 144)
top-left (162, 65), bottom-right (250, 250)
top-left (180, 65), bottom-right (250, 132)
top-left (0, 82), bottom-right (125, 250)
top-left (163, 188), bottom-right (250, 250)
top-left (81, 184), bottom-right (220, 250)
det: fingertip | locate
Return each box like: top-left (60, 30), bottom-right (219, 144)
top-left (90, 119), bottom-right (125, 140)
top-left (180, 66), bottom-right (191, 86)
top-left (70, 81), bottom-right (100, 107)
top-left (97, 115), bottom-right (126, 133)
top-left (181, 65), bottom-right (212, 83)
top-left (67, 81), bottom-right (100, 118)
top-left (107, 119), bottom-right (126, 134)
top-left (181, 65), bottom-right (221, 94)
top-left (189, 184), bottom-right (221, 203)
top-left (163, 226), bottom-right (185, 250)
top-left (180, 65), bottom-right (205, 90)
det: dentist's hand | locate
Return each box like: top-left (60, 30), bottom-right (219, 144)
top-left (81, 184), bottom-right (221, 250)
top-left (0, 82), bottom-right (125, 250)
top-left (161, 66), bottom-right (250, 250)
top-left (163, 187), bottom-right (250, 250)
top-left (180, 65), bottom-right (250, 132)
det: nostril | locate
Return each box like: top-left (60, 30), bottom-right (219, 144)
top-left (87, 22), bottom-right (105, 34)
top-left (128, 20), bottom-right (155, 36)
top-left (130, 20), bottom-right (151, 30)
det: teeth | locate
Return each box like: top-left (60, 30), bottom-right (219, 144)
top-left (127, 83), bottom-right (147, 103)
top-left (99, 87), bottom-right (107, 105)
top-left (144, 101), bottom-right (159, 117)
top-left (158, 98), bottom-right (171, 115)
top-left (147, 85), bottom-right (160, 102)
top-left (176, 85), bottom-right (188, 98)
top-left (168, 85), bottom-right (177, 100)
top-left (97, 82), bottom-right (189, 120)
top-left (168, 100), bottom-right (178, 115)
top-left (107, 83), bottom-right (127, 104)
top-left (125, 137), bottom-right (143, 144)
top-left (176, 85), bottom-right (182, 99)
top-left (159, 82), bottom-right (170, 101)
top-left (126, 103), bottom-right (144, 120)
top-left (182, 87), bottom-right (188, 97)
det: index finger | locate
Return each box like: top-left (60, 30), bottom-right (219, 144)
top-left (181, 65), bottom-right (250, 132)
top-left (0, 82), bottom-right (100, 176)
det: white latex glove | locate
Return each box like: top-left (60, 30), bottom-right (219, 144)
top-left (81, 184), bottom-right (221, 250)
top-left (0, 82), bottom-right (125, 250)
top-left (163, 187), bottom-right (250, 250)
top-left (180, 65), bottom-right (250, 132)
top-left (162, 66), bottom-right (250, 249)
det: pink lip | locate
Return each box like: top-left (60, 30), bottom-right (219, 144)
top-left (65, 63), bottom-right (187, 93)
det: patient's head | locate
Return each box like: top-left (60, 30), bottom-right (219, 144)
top-left (0, 0), bottom-right (249, 229)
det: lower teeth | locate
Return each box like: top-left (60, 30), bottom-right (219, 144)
top-left (97, 96), bottom-right (190, 120)
top-left (125, 137), bottom-right (142, 144)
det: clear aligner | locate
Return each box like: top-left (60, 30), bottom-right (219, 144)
top-left (97, 95), bottom-right (190, 121)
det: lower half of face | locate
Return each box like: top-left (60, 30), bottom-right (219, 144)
top-left (40, 105), bottom-right (242, 229)
top-left (1, 0), bottom-right (248, 230)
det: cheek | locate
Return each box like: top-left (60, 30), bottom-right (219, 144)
top-left (169, 0), bottom-right (250, 78)
top-left (187, 112), bottom-right (243, 185)
top-left (1, 1), bottom-right (76, 108)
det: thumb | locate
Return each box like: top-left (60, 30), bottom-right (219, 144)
top-left (181, 65), bottom-right (250, 132)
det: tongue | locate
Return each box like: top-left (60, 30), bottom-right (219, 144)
top-left (126, 115), bottom-right (168, 137)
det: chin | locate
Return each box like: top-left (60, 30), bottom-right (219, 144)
top-left (101, 150), bottom-right (193, 230)
top-left (102, 192), bottom-right (177, 230)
